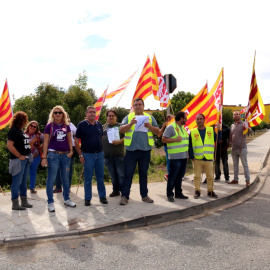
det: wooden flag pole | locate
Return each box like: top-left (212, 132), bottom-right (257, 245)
top-left (0, 185), bottom-right (5, 196)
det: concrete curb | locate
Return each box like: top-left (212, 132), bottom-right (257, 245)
top-left (3, 175), bottom-right (261, 244)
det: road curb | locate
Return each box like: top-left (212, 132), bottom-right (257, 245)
top-left (2, 176), bottom-right (261, 244)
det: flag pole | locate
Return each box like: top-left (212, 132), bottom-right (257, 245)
top-left (114, 70), bottom-right (137, 109)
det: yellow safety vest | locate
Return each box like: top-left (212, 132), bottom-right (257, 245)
top-left (124, 112), bottom-right (154, 146)
top-left (190, 127), bottom-right (215, 160)
top-left (167, 122), bottom-right (189, 156)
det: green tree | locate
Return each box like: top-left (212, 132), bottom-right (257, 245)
top-left (65, 85), bottom-right (93, 126)
top-left (258, 121), bottom-right (267, 130)
top-left (171, 91), bottom-right (195, 113)
top-left (152, 111), bottom-right (166, 148)
top-left (115, 107), bottom-right (129, 123)
top-left (12, 94), bottom-right (36, 120)
top-left (222, 108), bottom-right (234, 127)
top-left (75, 70), bottom-right (88, 91)
top-left (33, 82), bottom-right (66, 130)
top-left (0, 127), bottom-right (12, 188)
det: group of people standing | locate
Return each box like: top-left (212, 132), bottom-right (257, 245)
top-left (7, 99), bottom-right (250, 212)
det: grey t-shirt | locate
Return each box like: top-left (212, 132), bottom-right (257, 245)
top-left (163, 125), bottom-right (188, 159)
top-left (230, 121), bottom-right (247, 150)
top-left (121, 115), bottom-right (159, 151)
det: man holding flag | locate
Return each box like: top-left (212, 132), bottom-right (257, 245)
top-left (228, 112), bottom-right (250, 186)
top-left (189, 113), bottom-right (218, 199)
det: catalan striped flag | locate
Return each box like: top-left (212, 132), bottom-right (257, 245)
top-left (182, 83), bottom-right (208, 133)
top-left (105, 71), bottom-right (136, 100)
top-left (243, 54), bottom-right (265, 135)
top-left (185, 69), bottom-right (223, 130)
top-left (151, 54), bottom-right (170, 108)
top-left (131, 56), bottom-right (152, 104)
top-left (0, 80), bottom-right (13, 130)
top-left (94, 87), bottom-right (108, 121)
top-left (151, 55), bottom-right (160, 101)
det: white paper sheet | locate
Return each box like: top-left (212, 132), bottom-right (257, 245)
top-left (107, 127), bottom-right (120, 143)
top-left (135, 115), bottom-right (149, 132)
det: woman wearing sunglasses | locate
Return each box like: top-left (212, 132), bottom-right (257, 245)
top-left (25, 121), bottom-right (44, 194)
top-left (41, 106), bottom-right (76, 212)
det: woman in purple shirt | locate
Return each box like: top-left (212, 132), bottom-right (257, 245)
top-left (41, 106), bottom-right (76, 212)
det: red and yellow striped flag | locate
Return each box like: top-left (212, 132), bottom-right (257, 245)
top-left (151, 54), bottom-right (170, 108)
top-left (243, 54), bottom-right (265, 135)
top-left (94, 87), bottom-right (108, 121)
top-left (131, 56), bottom-right (152, 104)
top-left (105, 71), bottom-right (136, 100)
top-left (181, 83), bottom-right (208, 132)
top-left (186, 69), bottom-right (223, 130)
top-left (0, 80), bottom-right (13, 130)
top-left (151, 55), bottom-right (160, 101)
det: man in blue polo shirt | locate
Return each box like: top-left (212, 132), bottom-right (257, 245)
top-left (75, 106), bottom-right (107, 206)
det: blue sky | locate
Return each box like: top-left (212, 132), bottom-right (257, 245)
top-left (0, 0), bottom-right (270, 110)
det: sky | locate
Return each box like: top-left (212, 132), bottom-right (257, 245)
top-left (1, 0), bottom-right (270, 111)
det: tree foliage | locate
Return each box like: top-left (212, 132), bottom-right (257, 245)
top-left (152, 111), bottom-right (166, 148)
top-left (222, 108), bottom-right (234, 127)
top-left (171, 91), bottom-right (195, 114)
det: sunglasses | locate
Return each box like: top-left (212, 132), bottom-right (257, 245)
top-left (30, 124), bottom-right (37, 128)
top-left (53, 111), bottom-right (63, 115)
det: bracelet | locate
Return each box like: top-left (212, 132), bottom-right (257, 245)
top-left (79, 155), bottom-right (83, 158)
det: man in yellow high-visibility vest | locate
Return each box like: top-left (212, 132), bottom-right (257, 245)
top-left (162, 111), bottom-right (189, 202)
top-left (189, 113), bottom-right (218, 199)
top-left (119, 98), bottom-right (160, 205)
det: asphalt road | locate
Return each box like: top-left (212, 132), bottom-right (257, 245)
top-left (1, 172), bottom-right (270, 270)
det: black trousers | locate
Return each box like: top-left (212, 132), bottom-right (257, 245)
top-left (215, 144), bottom-right (229, 180)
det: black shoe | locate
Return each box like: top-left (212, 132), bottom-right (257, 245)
top-left (208, 191), bottom-right (218, 198)
top-left (100, 197), bottom-right (108, 204)
top-left (85, 200), bottom-right (91, 206)
top-left (194, 190), bottom-right (200, 199)
top-left (175, 194), bottom-right (189, 199)
top-left (109, 191), bottom-right (120, 197)
top-left (168, 196), bottom-right (174, 202)
top-left (202, 179), bottom-right (207, 184)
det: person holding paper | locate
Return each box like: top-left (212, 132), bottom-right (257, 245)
top-left (162, 111), bottom-right (189, 202)
top-left (119, 98), bottom-right (160, 205)
top-left (102, 109), bottom-right (125, 197)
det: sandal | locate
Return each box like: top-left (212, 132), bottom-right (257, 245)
top-left (30, 189), bottom-right (37, 194)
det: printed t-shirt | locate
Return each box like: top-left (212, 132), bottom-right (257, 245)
top-left (8, 127), bottom-right (31, 159)
top-left (44, 123), bottom-right (71, 152)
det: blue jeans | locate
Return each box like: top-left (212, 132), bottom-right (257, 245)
top-left (122, 150), bottom-right (150, 199)
top-left (164, 145), bottom-right (170, 175)
top-left (46, 152), bottom-right (71, 204)
top-left (29, 155), bottom-right (41, 190)
top-left (83, 152), bottom-right (106, 200)
top-left (105, 156), bottom-right (125, 193)
top-left (167, 158), bottom-right (187, 197)
top-left (55, 155), bottom-right (75, 188)
top-left (11, 159), bottom-right (30, 200)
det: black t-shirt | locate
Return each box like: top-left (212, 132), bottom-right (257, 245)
top-left (8, 127), bottom-right (31, 159)
top-left (75, 120), bottom-right (103, 153)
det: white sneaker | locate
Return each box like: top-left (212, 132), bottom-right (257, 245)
top-left (48, 203), bottom-right (55, 212)
top-left (64, 199), bottom-right (76, 207)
